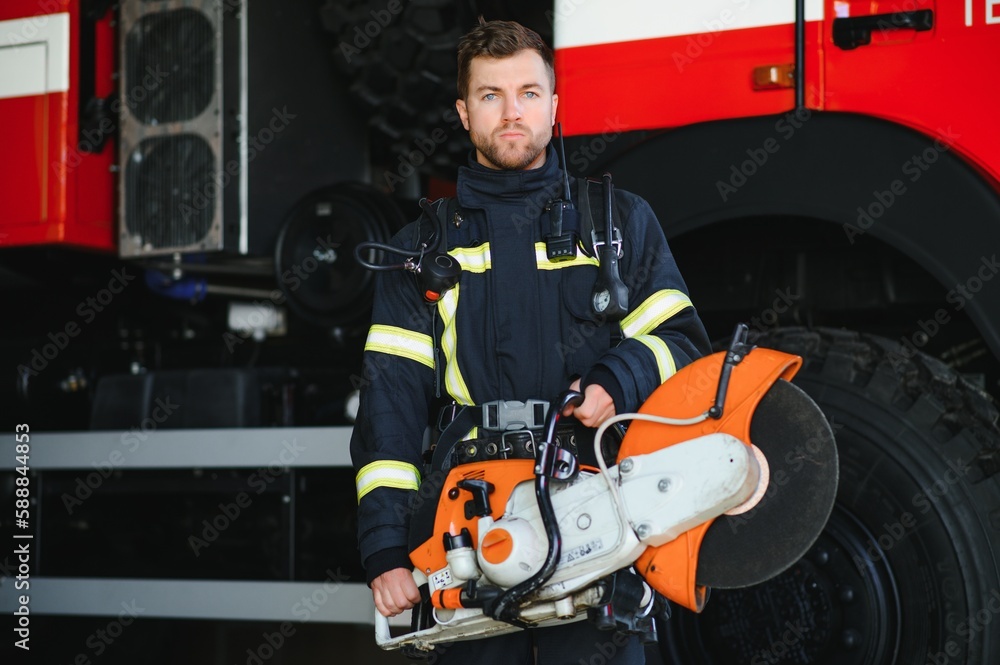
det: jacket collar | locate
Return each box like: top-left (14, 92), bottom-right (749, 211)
top-left (456, 144), bottom-right (563, 210)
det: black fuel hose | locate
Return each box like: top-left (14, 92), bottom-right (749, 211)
top-left (490, 390), bottom-right (584, 624)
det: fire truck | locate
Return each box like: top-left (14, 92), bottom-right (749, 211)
top-left (1, 1), bottom-right (999, 663)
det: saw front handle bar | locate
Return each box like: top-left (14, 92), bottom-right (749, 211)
top-left (487, 389), bottom-right (583, 624)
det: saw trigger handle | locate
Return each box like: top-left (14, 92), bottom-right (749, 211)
top-left (709, 323), bottom-right (755, 419)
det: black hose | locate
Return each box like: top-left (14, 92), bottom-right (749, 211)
top-left (352, 241), bottom-right (415, 271)
top-left (353, 197), bottom-right (442, 271)
top-left (490, 390), bottom-right (584, 624)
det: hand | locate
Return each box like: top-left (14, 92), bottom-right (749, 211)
top-left (371, 567), bottom-right (422, 617)
top-left (562, 379), bottom-right (616, 428)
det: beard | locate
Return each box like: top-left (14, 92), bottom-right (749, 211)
top-left (470, 123), bottom-right (550, 171)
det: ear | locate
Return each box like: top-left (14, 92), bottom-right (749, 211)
top-left (551, 93), bottom-right (559, 126)
top-left (456, 99), bottom-right (470, 131)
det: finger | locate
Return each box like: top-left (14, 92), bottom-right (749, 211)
top-left (372, 588), bottom-right (393, 618)
top-left (590, 406), bottom-right (614, 428)
top-left (388, 582), bottom-right (416, 613)
top-left (404, 581), bottom-right (423, 605)
top-left (563, 379), bottom-right (583, 415)
top-left (388, 569), bottom-right (422, 606)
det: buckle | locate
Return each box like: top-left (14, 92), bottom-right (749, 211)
top-left (437, 403), bottom-right (460, 432)
top-left (481, 399), bottom-right (550, 431)
top-left (591, 227), bottom-right (623, 259)
top-left (480, 430), bottom-right (536, 461)
top-left (501, 429), bottom-right (535, 457)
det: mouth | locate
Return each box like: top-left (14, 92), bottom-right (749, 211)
top-left (497, 127), bottom-right (527, 140)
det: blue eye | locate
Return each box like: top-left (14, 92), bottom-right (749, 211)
top-left (525, 91), bottom-right (537, 99)
top-left (484, 93), bottom-right (497, 101)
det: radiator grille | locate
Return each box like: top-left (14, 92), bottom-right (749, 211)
top-left (125, 135), bottom-right (216, 250)
top-left (119, 0), bottom-right (225, 257)
top-left (125, 8), bottom-right (214, 124)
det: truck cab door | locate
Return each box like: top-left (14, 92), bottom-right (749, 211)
top-left (822, 0), bottom-right (1000, 184)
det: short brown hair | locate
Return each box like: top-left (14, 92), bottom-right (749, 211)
top-left (456, 18), bottom-right (555, 101)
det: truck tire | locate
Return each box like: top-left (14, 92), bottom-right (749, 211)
top-left (319, 0), bottom-right (551, 177)
top-left (319, 0), bottom-right (474, 176)
top-left (660, 327), bottom-right (1000, 664)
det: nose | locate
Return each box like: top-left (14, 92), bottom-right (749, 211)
top-left (502, 96), bottom-right (523, 123)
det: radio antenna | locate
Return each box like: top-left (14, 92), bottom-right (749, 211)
top-left (557, 123), bottom-right (571, 200)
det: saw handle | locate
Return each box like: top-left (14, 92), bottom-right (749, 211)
top-left (374, 607), bottom-right (392, 647)
top-left (550, 390), bottom-right (584, 440)
top-left (488, 390), bottom-right (583, 624)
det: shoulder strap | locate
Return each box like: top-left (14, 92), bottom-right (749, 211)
top-left (430, 406), bottom-right (483, 472)
top-left (577, 177), bottom-right (593, 253)
top-left (577, 177), bottom-right (622, 258)
top-left (430, 197), bottom-right (458, 250)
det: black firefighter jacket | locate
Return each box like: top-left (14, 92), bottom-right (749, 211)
top-left (350, 145), bottom-right (712, 582)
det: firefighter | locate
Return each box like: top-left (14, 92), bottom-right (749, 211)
top-left (351, 18), bottom-right (711, 664)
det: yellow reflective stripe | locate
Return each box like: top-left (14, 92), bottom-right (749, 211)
top-left (437, 284), bottom-right (474, 405)
top-left (634, 335), bottom-right (677, 384)
top-left (621, 289), bottom-right (693, 338)
top-left (364, 324), bottom-right (434, 369)
top-left (533, 242), bottom-right (599, 270)
top-left (449, 244), bottom-right (491, 273)
top-left (356, 460), bottom-right (421, 502)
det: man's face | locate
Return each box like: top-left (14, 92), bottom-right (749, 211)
top-left (456, 50), bottom-right (558, 171)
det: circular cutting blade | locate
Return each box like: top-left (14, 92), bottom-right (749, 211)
top-left (696, 379), bottom-right (839, 589)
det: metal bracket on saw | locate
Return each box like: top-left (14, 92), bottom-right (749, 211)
top-left (709, 323), bottom-right (756, 419)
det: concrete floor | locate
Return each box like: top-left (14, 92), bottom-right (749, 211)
top-left (10, 616), bottom-right (666, 664)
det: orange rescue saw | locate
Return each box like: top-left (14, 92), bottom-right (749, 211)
top-left (376, 325), bottom-right (838, 652)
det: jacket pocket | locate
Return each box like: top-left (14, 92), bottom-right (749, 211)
top-left (559, 264), bottom-right (613, 378)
